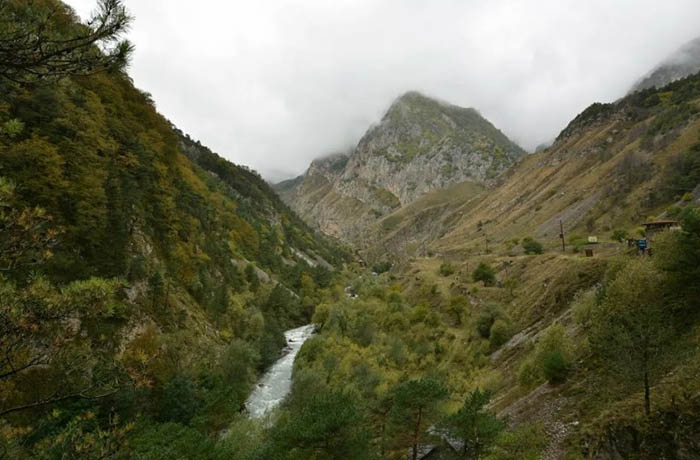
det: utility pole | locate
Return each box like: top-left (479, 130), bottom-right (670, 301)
top-left (559, 220), bottom-right (566, 253)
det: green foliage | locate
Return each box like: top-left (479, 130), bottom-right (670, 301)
top-left (521, 237), bottom-right (544, 254)
top-left (0, 272), bottom-right (129, 420)
top-left (389, 378), bottom-right (448, 459)
top-left (2, 119), bottom-right (23, 138)
top-left (441, 389), bottom-right (505, 459)
top-left (158, 375), bottom-right (200, 424)
top-left (262, 372), bottom-right (372, 460)
top-left (438, 262), bottom-right (456, 277)
top-left (446, 295), bottom-right (470, 326)
top-left (538, 325), bottom-right (572, 384)
top-left (589, 258), bottom-right (673, 414)
top-left (372, 261), bottom-right (392, 274)
top-left (476, 313), bottom-right (496, 339)
top-left (31, 410), bottom-right (132, 460)
top-left (473, 262), bottom-right (496, 286)
top-left (611, 229), bottom-right (629, 242)
top-left (655, 207), bottom-right (700, 310)
top-left (484, 424), bottom-right (548, 460)
top-left (0, 0), bottom-right (133, 83)
top-left (489, 319), bottom-right (511, 350)
top-left (0, 4), bottom-right (349, 453)
top-left (245, 264), bottom-right (259, 292)
top-left (126, 422), bottom-right (217, 460)
top-left (518, 324), bottom-right (572, 386)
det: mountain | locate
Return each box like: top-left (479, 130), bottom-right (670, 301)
top-left (630, 36), bottom-right (700, 93)
top-left (0, 2), bottom-right (349, 454)
top-left (365, 73), bottom-right (700, 260)
top-left (283, 73), bottom-right (700, 460)
top-left (5, 2), bottom-right (700, 458)
top-left (276, 91), bottom-right (524, 242)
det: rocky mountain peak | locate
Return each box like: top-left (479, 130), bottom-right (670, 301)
top-left (630, 36), bottom-right (700, 93)
top-left (275, 91), bottom-right (525, 242)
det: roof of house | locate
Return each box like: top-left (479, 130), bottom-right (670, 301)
top-left (642, 219), bottom-right (680, 227)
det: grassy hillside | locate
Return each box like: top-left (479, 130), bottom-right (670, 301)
top-left (369, 72), bottom-right (700, 262)
top-left (268, 74), bottom-right (700, 460)
top-left (3, 2), bottom-right (700, 459)
top-left (251, 74), bottom-right (700, 460)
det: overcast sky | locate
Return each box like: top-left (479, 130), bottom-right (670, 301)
top-left (66, 0), bottom-right (700, 182)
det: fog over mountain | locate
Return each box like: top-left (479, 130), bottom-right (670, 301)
top-left (66, 0), bottom-right (700, 181)
top-left (630, 37), bottom-right (700, 93)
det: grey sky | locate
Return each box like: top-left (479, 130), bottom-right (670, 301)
top-left (66, 0), bottom-right (700, 182)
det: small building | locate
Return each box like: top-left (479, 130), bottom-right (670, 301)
top-left (642, 220), bottom-right (681, 241)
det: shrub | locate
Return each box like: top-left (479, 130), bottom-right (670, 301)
top-left (522, 237), bottom-right (544, 255)
top-left (485, 424), bottom-right (548, 460)
top-left (541, 350), bottom-right (569, 384)
top-left (572, 287), bottom-right (598, 327)
top-left (476, 313), bottom-right (495, 339)
top-left (682, 192), bottom-right (693, 202)
top-left (534, 324), bottom-right (571, 384)
top-left (518, 324), bottom-right (572, 387)
top-left (611, 229), bottom-right (629, 242)
top-left (158, 375), bottom-right (200, 424)
top-left (518, 358), bottom-right (539, 388)
top-left (372, 261), bottom-right (392, 274)
top-left (410, 304), bottom-right (430, 324)
top-left (438, 263), bottom-right (456, 277)
top-left (3, 119), bottom-right (24, 138)
top-left (489, 319), bottom-right (511, 349)
top-left (473, 262), bottom-right (496, 286)
top-left (128, 422), bottom-right (215, 460)
top-left (667, 206), bottom-right (682, 218)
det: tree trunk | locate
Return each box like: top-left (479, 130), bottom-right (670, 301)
top-left (644, 370), bottom-right (651, 416)
top-left (412, 407), bottom-right (422, 460)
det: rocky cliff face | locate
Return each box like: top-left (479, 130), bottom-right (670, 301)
top-left (630, 36), bottom-right (700, 93)
top-left (276, 91), bottom-right (524, 242)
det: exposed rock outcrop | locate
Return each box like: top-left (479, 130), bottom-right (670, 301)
top-left (276, 91), bottom-right (524, 242)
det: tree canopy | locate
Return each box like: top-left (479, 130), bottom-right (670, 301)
top-left (0, 0), bottom-right (133, 83)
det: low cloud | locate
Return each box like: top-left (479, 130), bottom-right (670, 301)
top-left (66, 0), bottom-right (700, 182)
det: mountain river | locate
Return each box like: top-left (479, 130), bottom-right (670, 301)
top-left (245, 324), bottom-right (316, 418)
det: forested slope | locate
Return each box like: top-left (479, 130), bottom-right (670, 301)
top-left (0, 1), bottom-right (348, 457)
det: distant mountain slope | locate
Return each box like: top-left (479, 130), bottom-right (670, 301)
top-left (630, 36), bottom-right (700, 92)
top-left (425, 73), bottom-right (700, 257)
top-left (276, 91), bottom-right (524, 242)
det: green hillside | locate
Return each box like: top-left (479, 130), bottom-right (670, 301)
top-left (3, 2), bottom-right (700, 459)
top-left (0, 1), bottom-right (349, 457)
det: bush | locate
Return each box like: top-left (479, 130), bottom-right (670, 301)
top-left (473, 262), bottom-right (496, 286)
top-left (485, 424), bottom-right (548, 460)
top-left (158, 375), bottom-right (200, 424)
top-left (476, 313), bottom-right (495, 339)
top-left (541, 350), bottom-right (569, 384)
top-left (667, 206), bottom-right (682, 218)
top-left (438, 263), bottom-right (456, 277)
top-left (518, 324), bottom-right (572, 387)
top-left (518, 358), bottom-right (539, 388)
top-left (489, 319), bottom-right (511, 349)
top-left (128, 422), bottom-right (216, 460)
top-left (522, 237), bottom-right (544, 255)
top-left (372, 261), bottom-right (392, 274)
top-left (611, 229), bottom-right (629, 242)
top-left (536, 324), bottom-right (571, 384)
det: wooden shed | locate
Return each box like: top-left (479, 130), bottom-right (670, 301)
top-left (642, 219), bottom-right (681, 240)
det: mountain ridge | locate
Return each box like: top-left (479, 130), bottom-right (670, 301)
top-left (630, 36), bottom-right (700, 93)
top-left (276, 91), bottom-right (525, 242)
